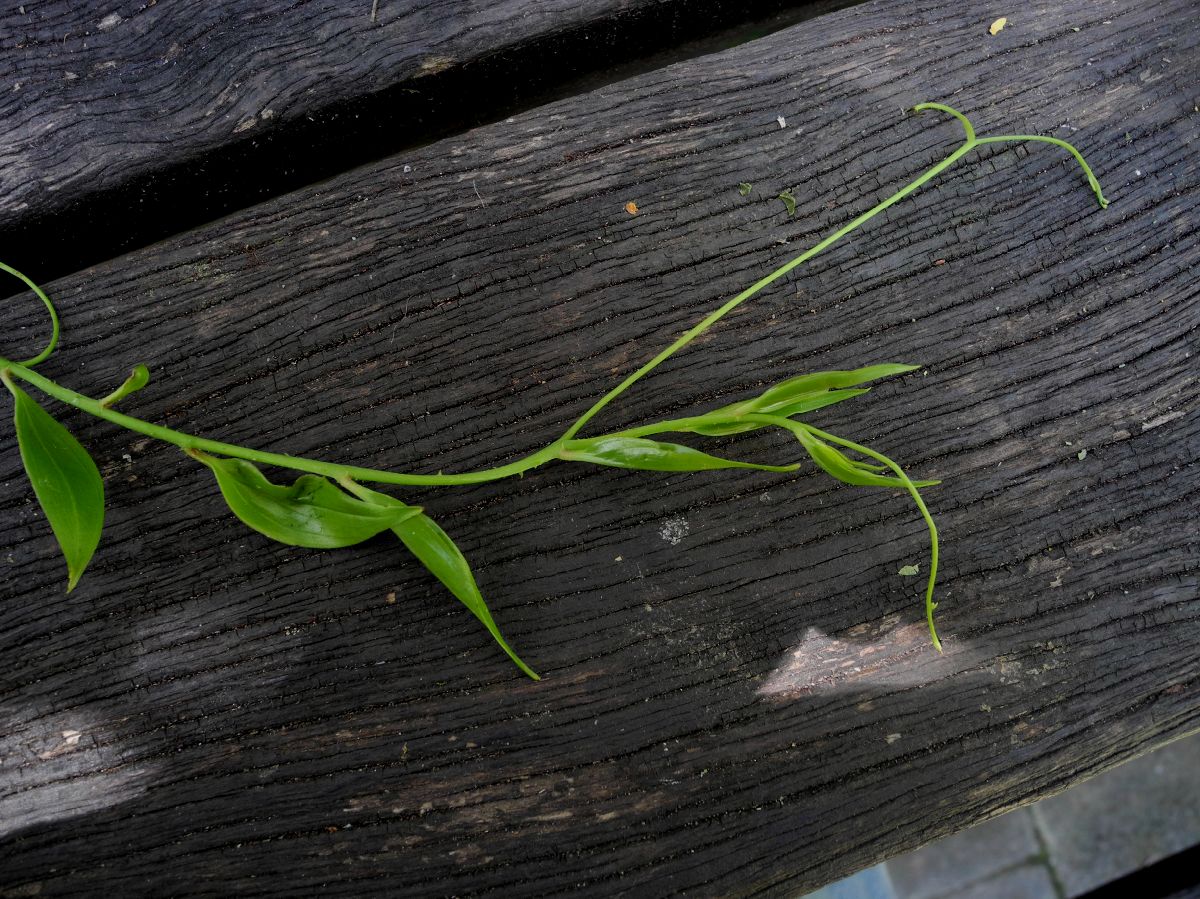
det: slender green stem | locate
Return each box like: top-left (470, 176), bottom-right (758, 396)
top-left (560, 130), bottom-right (975, 442)
top-left (976, 135), bottom-right (1109, 208)
top-left (602, 416), bottom-right (712, 439)
top-left (0, 357), bottom-right (560, 487)
top-left (559, 106), bottom-right (1108, 442)
top-left (1, 262), bottom-right (60, 367)
top-left (737, 411), bottom-right (940, 647)
top-left (800, 421), bottom-right (942, 652)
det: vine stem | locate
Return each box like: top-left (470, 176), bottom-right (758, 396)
top-left (0, 360), bottom-right (559, 486)
top-left (805, 423), bottom-right (941, 652)
top-left (0, 103), bottom-right (1106, 490)
top-left (560, 104), bottom-right (1107, 441)
top-left (743, 412), bottom-right (942, 650)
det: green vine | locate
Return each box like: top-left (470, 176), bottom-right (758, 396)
top-left (0, 103), bottom-right (1106, 677)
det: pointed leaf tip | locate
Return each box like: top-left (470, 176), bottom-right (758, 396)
top-left (342, 482), bottom-right (540, 680)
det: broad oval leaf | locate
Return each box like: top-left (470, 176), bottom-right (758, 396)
top-left (190, 452), bottom-right (420, 548)
top-left (7, 380), bottom-right (104, 591)
top-left (339, 482), bottom-right (539, 680)
top-left (560, 436), bottom-right (797, 473)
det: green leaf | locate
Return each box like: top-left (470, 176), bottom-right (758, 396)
top-left (396, 513), bottom-right (539, 679)
top-left (6, 378), bottom-right (104, 591)
top-left (737, 182), bottom-right (753, 196)
top-left (778, 190), bottom-right (797, 216)
top-left (189, 452), bottom-right (420, 548)
top-left (793, 428), bottom-right (938, 489)
top-left (690, 388), bottom-right (870, 436)
top-left (753, 364), bottom-right (917, 412)
top-left (560, 436), bottom-right (798, 473)
top-left (898, 564), bottom-right (920, 576)
top-left (688, 364), bottom-right (918, 436)
top-left (343, 482), bottom-right (539, 680)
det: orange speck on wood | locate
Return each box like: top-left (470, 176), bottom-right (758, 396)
top-left (625, 201), bottom-right (638, 215)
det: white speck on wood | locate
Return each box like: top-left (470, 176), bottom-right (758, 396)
top-left (658, 517), bottom-right (689, 546)
top-left (37, 729), bottom-right (84, 760)
top-left (98, 12), bottom-right (122, 31)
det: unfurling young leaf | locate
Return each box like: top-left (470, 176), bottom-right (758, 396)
top-left (559, 435), bottom-right (798, 473)
top-left (100, 364), bottom-right (150, 408)
top-left (341, 481), bottom-right (539, 680)
top-left (5, 377), bottom-right (104, 591)
top-left (189, 451), bottom-right (420, 548)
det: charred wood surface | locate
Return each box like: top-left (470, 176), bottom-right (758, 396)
top-left (2, 0), bottom-right (1198, 895)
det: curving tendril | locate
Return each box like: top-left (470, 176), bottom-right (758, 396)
top-left (914, 101), bottom-right (977, 143)
top-left (1, 261), bottom-right (60, 367)
top-left (974, 134), bottom-right (1109, 208)
top-left (916, 103), bottom-right (1108, 209)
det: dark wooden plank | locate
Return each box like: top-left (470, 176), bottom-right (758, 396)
top-left (2, 0), bottom-right (1198, 894)
top-left (0, 0), bottom-right (850, 288)
top-left (0, 0), bottom-right (646, 219)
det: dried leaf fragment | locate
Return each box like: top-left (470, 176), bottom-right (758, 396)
top-left (624, 201), bottom-right (638, 215)
top-left (989, 17), bottom-right (1007, 35)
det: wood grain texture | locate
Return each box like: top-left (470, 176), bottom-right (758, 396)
top-left (2, 0), bottom-right (1198, 894)
top-left (0, 0), bottom-right (657, 220)
top-left (0, 0), bottom-right (847, 283)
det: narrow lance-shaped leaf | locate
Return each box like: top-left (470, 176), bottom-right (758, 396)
top-left (792, 427), bottom-right (939, 489)
top-left (754, 364), bottom-right (918, 411)
top-left (559, 436), bottom-right (798, 473)
top-left (188, 451), bottom-right (421, 548)
top-left (689, 388), bottom-right (870, 436)
top-left (344, 481), bottom-right (539, 680)
top-left (690, 364), bottom-right (919, 437)
top-left (5, 377), bottom-right (104, 591)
